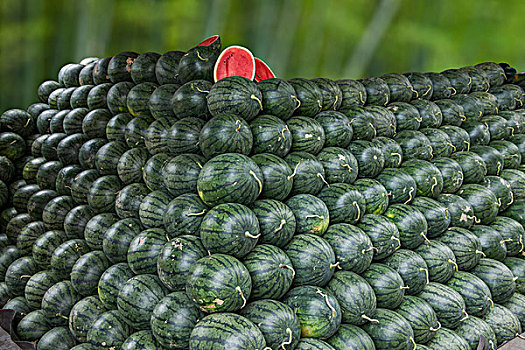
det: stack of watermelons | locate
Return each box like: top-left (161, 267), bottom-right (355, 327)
top-left (0, 34), bottom-right (524, 350)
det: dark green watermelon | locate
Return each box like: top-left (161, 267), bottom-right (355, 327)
top-left (87, 310), bottom-right (132, 349)
top-left (381, 73), bottom-right (414, 102)
top-left (338, 105), bottom-right (377, 141)
top-left (420, 127), bottom-right (455, 158)
top-left (16, 309), bottom-right (51, 341)
top-left (503, 257), bottom-right (524, 294)
top-left (37, 327), bottom-right (77, 350)
top-left (286, 193), bottom-right (329, 235)
top-left (172, 80), bottom-right (212, 120)
top-left (70, 250), bottom-right (110, 296)
top-left (106, 52), bottom-right (137, 83)
top-left (50, 239), bottom-right (91, 279)
top-left (457, 184), bottom-right (499, 224)
top-left (358, 214), bottom-right (401, 260)
top-left (353, 179), bottom-right (390, 214)
top-left (258, 78), bottom-right (299, 120)
top-left (70, 85), bottom-right (93, 109)
top-left (437, 194), bottom-right (476, 229)
top-left (249, 115), bottom-right (293, 157)
top-left (440, 125), bottom-right (471, 152)
top-left (117, 147), bottom-right (151, 184)
top-left (414, 240), bottom-right (457, 284)
top-left (287, 116), bottom-right (326, 155)
top-left (148, 84), bottom-right (179, 120)
top-left (42, 195), bottom-right (75, 230)
top-left (314, 111), bottom-right (353, 148)
top-left (131, 52), bottom-right (160, 84)
top-left (0, 132), bottom-right (26, 160)
top-left (425, 328), bottom-right (470, 350)
top-left (471, 258), bottom-right (516, 304)
top-left (84, 212), bottom-right (119, 250)
top-left (482, 176), bottom-right (514, 212)
top-left (138, 190), bottom-right (173, 228)
top-left (199, 113), bottom-right (253, 158)
top-left (106, 113), bottom-right (134, 143)
top-left (78, 138), bottom-right (107, 170)
top-left (490, 140), bottom-right (521, 169)
top-left (482, 115), bottom-right (511, 140)
top-left (63, 108), bottom-right (88, 136)
top-left (470, 225), bottom-right (507, 261)
top-left (107, 81), bottom-right (135, 115)
top-left (404, 72), bottom-right (433, 99)
top-left (27, 190), bottom-right (58, 220)
top-left (417, 282), bottom-right (467, 329)
top-left (387, 102), bottom-right (421, 131)
top-left (395, 296), bottom-right (439, 344)
top-left (114, 183), bottom-right (149, 219)
top-left (455, 315), bottom-right (497, 350)
top-left (438, 227), bottom-right (483, 271)
top-left (24, 269), bottom-right (61, 309)
top-left (318, 183), bottom-right (365, 224)
top-left (446, 271), bottom-right (493, 318)
top-left (32, 230), bottom-right (67, 268)
top-left (207, 76), bottom-right (263, 121)
top-left (57, 134), bottom-right (88, 166)
top-left (347, 140), bottom-right (385, 178)
top-left (501, 169), bottom-right (525, 199)
top-left (383, 249), bottom-right (429, 296)
top-left (327, 323), bottom-right (375, 350)
top-left (372, 136), bottom-right (404, 168)
top-left (87, 175), bottom-right (123, 213)
top-left (163, 193), bottom-right (208, 237)
top-left (284, 152), bottom-right (327, 195)
top-left (483, 304), bottom-right (522, 346)
top-left (337, 79), bottom-right (367, 107)
top-left (127, 82), bottom-right (158, 117)
top-left (155, 50), bottom-right (184, 85)
top-left (489, 216), bottom-right (524, 256)
top-left (296, 339), bottom-right (335, 349)
top-left (324, 224), bottom-right (373, 274)
top-left (502, 292), bottom-right (525, 330)
top-left (127, 228), bottom-right (168, 274)
top-left (125, 114), bottom-right (155, 148)
top-left (166, 117), bottom-right (205, 155)
top-left (442, 68), bottom-right (471, 94)
top-left (362, 263), bottom-right (407, 310)
top-left (317, 147), bottom-right (358, 184)
top-left (4, 256), bottom-right (38, 296)
top-left (252, 199), bottom-right (296, 248)
top-left (361, 308), bottom-right (415, 350)
top-left (384, 204), bottom-right (428, 250)
top-left (16, 220), bottom-right (46, 255)
top-left (411, 197), bottom-right (451, 238)
top-left (312, 78), bottom-right (343, 111)
top-left (469, 145), bottom-right (504, 176)
top-left (401, 160), bottom-right (443, 198)
top-left (358, 77), bottom-right (390, 106)
top-left (365, 106), bottom-right (396, 138)
top-left (97, 263), bottom-right (134, 310)
top-left (411, 99), bottom-right (442, 128)
top-left (68, 295), bottom-right (107, 342)
top-left (288, 78), bottom-right (323, 117)
top-left (251, 153), bottom-right (293, 200)
top-left (41, 280), bottom-right (81, 327)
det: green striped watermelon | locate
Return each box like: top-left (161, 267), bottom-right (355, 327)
top-left (17, 221), bottom-right (46, 256)
top-left (286, 193), bottom-right (329, 235)
top-left (347, 140), bottom-right (385, 178)
top-left (284, 151), bottom-right (327, 195)
top-left (84, 213), bottom-right (119, 251)
top-left (16, 309), bottom-right (51, 341)
top-left (336, 79), bottom-right (367, 107)
top-left (151, 291), bottom-right (203, 349)
top-left (4, 256), bottom-right (38, 296)
top-left (324, 224), bottom-right (373, 274)
top-left (361, 308), bottom-right (415, 350)
top-left (37, 327), bottom-right (78, 350)
top-left (387, 102), bottom-right (421, 131)
top-left (314, 111), bottom-right (353, 148)
top-left (362, 263), bottom-right (407, 309)
top-left (395, 130), bottom-right (433, 161)
top-left (50, 239), bottom-right (90, 279)
top-left (414, 240), bottom-right (457, 284)
top-left (446, 271), bottom-right (493, 317)
top-left (32, 230), bottom-right (67, 268)
top-left (417, 282), bottom-right (467, 329)
top-left (313, 78), bottom-right (343, 111)
top-left (457, 184), bottom-right (499, 225)
top-left (97, 263), bottom-right (134, 310)
top-left (436, 99), bottom-right (465, 126)
top-left (455, 315), bottom-right (497, 350)
top-left (365, 106), bottom-right (396, 138)
top-left (470, 225), bottom-right (507, 261)
top-left (490, 140), bottom-right (521, 169)
top-left (384, 204), bottom-right (428, 250)
top-left (450, 151), bottom-right (487, 184)
top-left (490, 216), bottom-right (524, 256)
top-left (411, 197), bottom-right (451, 238)
top-left (199, 114), bottom-right (253, 158)
top-left (24, 269), bottom-right (61, 310)
top-left (68, 295), bottom-right (107, 342)
top-left (383, 249), bottom-right (429, 296)
top-left (114, 183), bottom-right (149, 219)
top-left (250, 114), bottom-right (292, 157)
top-left (251, 153), bottom-right (293, 201)
top-left (462, 120), bottom-right (491, 146)
top-left (42, 280), bottom-right (81, 327)
top-left (207, 76), bottom-right (262, 121)
top-left (148, 84), bottom-right (179, 120)
top-left (437, 194), bottom-right (476, 229)
top-left (121, 330), bottom-right (163, 350)
top-left (503, 257), bottom-right (524, 293)
top-left (402, 160), bottom-right (443, 198)
top-left (359, 77), bottom-right (390, 106)
top-left (425, 328), bottom-right (470, 350)
top-left (288, 78), bottom-right (323, 117)
top-left (287, 116), bottom-right (326, 155)
top-left (502, 292), bottom-right (525, 330)
top-left (117, 148), bottom-right (151, 185)
top-left (252, 199), bottom-right (296, 248)
top-left (395, 296), bottom-right (439, 344)
top-left (127, 228), bottom-right (168, 274)
top-left (483, 304), bottom-right (522, 346)
top-left (295, 338), bottom-right (335, 349)
top-left (327, 323), bottom-right (375, 350)
top-left (163, 193), bottom-right (208, 238)
top-left (171, 80), bottom-right (212, 120)
top-left (70, 250), bottom-right (110, 296)
top-left (470, 258), bottom-right (516, 304)
top-left (162, 154), bottom-right (204, 197)
top-left (376, 168), bottom-right (417, 205)
top-left (482, 176), bottom-right (514, 212)
top-left (317, 147), bottom-right (358, 184)
top-left (372, 136), bottom-right (404, 168)
top-left (358, 214), bottom-right (400, 260)
top-left (139, 190), bottom-right (173, 228)
top-left (87, 310), bottom-right (132, 349)
top-left (501, 169), bottom-right (525, 199)
top-left (353, 179), bottom-right (390, 215)
top-left (437, 227), bottom-right (483, 271)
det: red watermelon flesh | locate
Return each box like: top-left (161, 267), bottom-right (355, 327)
top-left (213, 45), bottom-right (256, 82)
top-left (254, 57), bottom-right (276, 81)
top-left (197, 35), bottom-right (220, 47)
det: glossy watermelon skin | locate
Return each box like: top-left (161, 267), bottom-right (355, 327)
top-left (327, 323), bottom-right (375, 350)
top-left (339, 105), bottom-right (377, 141)
top-left (287, 116), bottom-right (326, 155)
top-left (155, 50), bottom-right (184, 85)
top-left (127, 82), bottom-right (158, 117)
top-left (121, 330), bottom-right (163, 350)
top-left (68, 295), bottom-right (107, 342)
top-left (4, 256), bottom-right (38, 296)
top-left (376, 168), bottom-right (417, 205)
top-left (437, 194), bottom-right (476, 229)
top-left (97, 263), bottom-right (134, 310)
top-left (42, 280), bottom-right (82, 327)
top-left (83, 212), bottom-right (118, 251)
top-left (417, 282), bottom-right (467, 329)
top-left (37, 327), bottom-right (78, 350)
top-left (288, 78), bottom-right (323, 117)
top-left (471, 258), bottom-right (516, 304)
top-left (207, 76), bottom-right (263, 121)
top-left (412, 197), bottom-right (451, 238)
top-left (501, 168), bottom-right (525, 199)
top-left (70, 250), bottom-right (110, 296)
top-left (471, 225), bottom-right (507, 261)
top-left (151, 291), bottom-right (203, 349)
top-left (395, 296), bottom-right (439, 344)
top-left (243, 244), bottom-right (294, 300)
top-left (16, 309), bottom-right (51, 341)
top-left (503, 257), bottom-right (524, 294)
top-left (384, 204), bottom-right (428, 250)
top-left (286, 193), bottom-right (329, 235)
top-left (365, 106), bottom-right (396, 138)
top-left (16, 221), bottom-right (46, 255)
top-left (383, 249), bottom-right (429, 296)
top-left (162, 154), bottom-right (206, 198)
top-left (87, 175), bottom-right (123, 213)
top-left (148, 84), bottom-right (179, 120)
top-left (457, 184), bottom-right (499, 225)
top-left (324, 223), bottom-right (373, 274)
top-left (489, 216), bottom-right (524, 256)
top-left (171, 80), bottom-right (212, 120)
top-left (163, 194), bottom-right (208, 238)
top-left (117, 274), bottom-right (168, 329)
top-left (372, 136), bottom-right (404, 168)
top-left (483, 304), bottom-right (522, 346)
top-left (189, 312), bottom-right (267, 350)
top-left (446, 271), bottom-right (493, 318)
top-left (362, 263), bottom-right (406, 310)
top-left (347, 140), bottom-right (385, 178)
top-left (50, 239), bottom-right (91, 279)
top-left (107, 81), bottom-right (134, 114)
top-left (394, 130), bottom-right (433, 161)
top-left (437, 227), bottom-right (483, 271)
top-left (361, 308), bottom-right (415, 350)
top-left (32, 230), bottom-right (68, 269)
top-left (186, 254), bottom-right (252, 313)
top-left (415, 240), bottom-right (457, 284)
top-left (252, 199), bottom-right (296, 248)
top-left (431, 157), bottom-right (464, 194)
top-left (284, 151), bottom-right (327, 195)
top-left (326, 270), bottom-right (376, 325)
top-left (95, 141), bottom-right (128, 176)
top-left (157, 235), bottom-right (207, 292)
top-left (455, 315), bottom-right (497, 350)
top-left (125, 114), bottom-right (155, 148)
top-left (200, 203), bottom-right (259, 258)
top-left (24, 269), bottom-right (60, 310)
top-left (257, 78), bottom-right (298, 120)
top-left (451, 151), bottom-right (487, 184)
top-left (199, 114), bottom-right (253, 158)
top-left (402, 160), bottom-right (444, 198)
top-left (502, 292), bottom-right (525, 330)
top-left (127, 228), bottom-right (168, 274)
top-left (139, 190), bottom-right (173, 228)
top-left (42, 195), bottom-right (75, 230)
top-left (250, 114), bottom-right (292, 157)
top-left (359, 77), bottom-right (390, 106)
top-left (312, 78), bottom-right (343, 111)
top-left (358, 214), bottom-right (400, 260)
top-left (353, 179), bottom-right (390, 215)
top-left (114, 183), bottom-right (149, 219)
top-left (87, 310), bottom-right (132, 349)
top-left (318, 183), bottom-right (365, 225)
top-left (387, 102), bottom-right (421, 131)
top-left (283, 285), bottom-right (341, 339)
top-left (106, 113), bottom-right (134, 143)
top-left (251, 153), bottom-right (293, 201)
top-left (317, 147), bottom-right (358, 185)
top-left (314, 111), bottom-right (353, 148)
top-left (425, 328), bottom-right (470, 350)
top-left (285, 234), bottom-right (335, 287)
top-left (82, 108), bottom-right (112, 139)
top-left (482, 176), bottom-right (514, 212)
top-left (336, 79), bottom-right (367, 107)
top-left (117, 148), bottom-right (151, 185)
top-left (240, 299), bottom-right (301, 350)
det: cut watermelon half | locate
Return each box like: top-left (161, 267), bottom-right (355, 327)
top-left (254, 57), bottom-right (276, 82)
top-left (197, 35), bottom-right (220, 47)
top-left (213, 45), bottom-right (256, 82)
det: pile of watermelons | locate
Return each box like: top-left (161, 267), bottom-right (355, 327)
top-left (0, 34), bottom-right (524, 350)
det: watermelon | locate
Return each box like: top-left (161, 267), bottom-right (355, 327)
top-left (339, 106), bottom-right (377, 141)
top-left (372, 136), bottom-right (404, 168)
top-left (394, 130), bottom-right (433, 161)
top-left (353, 179), bottom-right (390, 215)
top-left (199, 113), bottom-right (253, 158)
top-left (106, 113), bottom-right (134, 143)
top-left (155, 50), bottom-right (184, 85)
top-left (454, 315), bottom-right (497, 350)
top-left (376, 168), bottom-right (416, 205)
top-left (425, 72), bottom-right (454, 99)
top-left (437, 194), bottom-right (476, 229)
top-left (121, 330), bottom-right (162, 350)
top-left (411, 197), bottom-right (451, 238)
top-left (107, 51), bottom-right (138, 83)
top-left (87, 175), bottom-right (123, 213)
top-left (37, 327), bottom-right (77, 350)
top-left (483, 304), bottom-right (522, 346)
top-left (126, 82), bottom-right (158, 117)
top-left (131, 52), bottom-right (160, 84)
top-left (417, 282), bottom-right (467, 329)
top-left (436, 99), bottom-right (465, 126)
top-left (151, 291), bottom-right (203, 349)
top-left (16, 309), bottom-right (51, 341)
top-left (240, 299), bottom-right (301, 350)
top-left (361, 308), bottom-right (415, 350)
top-left (251, 153), bottom-right (293, 200)
top-left (425, 328), bottom-right (470, 350)
top-left (127, 228), bottom-right (168, 274)
top-left (490, 140), bottom-right (521, 169)
top-left (503, 257), bottom-right (525, 293)
top-left (502, 198), bottom-right (525, 225)
top-left (446, 271), bottom-right (493, 318)
top-left (383, 249), bottom-right (429, 296)
top-left (470, 91), bottom-right (499, 116)
top-left (42, 280), bottom-right (81, 327)
top-left (70, 85), bottom-right (94, 109)
top-left (501, 169), bottom-right (525, 199)
top-left (288, 78), bottom-right (323, 116)
top-left (68, 295), bottom-right (107, 342)
top-left (257, 78), bottom-right (298, 120)
top-left (476, 62), bottom-right (506, 86)
top-left (420, 127), bottom-right (455, 158)
top-left (404, 72), bottom-right (433, 99)
top-left (31, 230), bottom-right (67, 269)
top-left (502, 292), bottom-right (525, 330)
top-left (286, 193), bottom-right (329, 235)
top-left (365, 106), bottom-right (396, 138)
top-left (5, 213), bottom-right (32, 244)
top-left (38, 80), bottom-right (61, 102)
top-left (87, 310), bottom-right (132, 349)
top-left (138, 190), bottom-right (173, 228)
top-left (358, 214), bottom-right (400, 260)
top-left (347, 140), bottom-right (385, 178)
top-left (189, 313), bottom-right (267, 350)
top-left (172, 80), bottom-right (212, 120)
top-left (163, 193), bottom-right (208, 237)
top-left (84, 212), bottom-right (118, 250)
top-left (117, 147), bottom-right (151, 185)
top-left (437, 227), bottom-right (483, 271)
top-left (470, 225), bottom-right (507, 261)
top-left (177, 41), bottom-right (219, 82)
top-left (243, 244), bottom-right (294, 299)
top-left (283, 285), bottom-right (341, 338)
top-left (125, 114), bottom-right (155, 148)
top-left (57, 135), bottom-right (88, 166)
top-left (384, 204), bottom-right (429, 250)
top-left (2, 295), bottom-right (32, 318)
top-left (144, 117), bottom-right (173, 155)
top-left (441, 69), bottom-right (470, 95)
top-left (117, 274), bottom-right (168, 329)
top-left (24, 269), bottom-right (61, 310)
top-left (312, 78), bottom-right (343, 111)
top-left (284, 234), bottom-right (336, 287)
top-left (284, 151), bottom-right (326, 195)
top-left (327, 323), bottom-right (375, 350)
top-left (4, 256), bottom-right (38, 296)
top-left (482, 115), bottom-right (511, 141)
top-left (250, 115), bottom-right (292, 157)
top-left (252, 199), bottom-right (296, 248)
top-left (148, 84), bottom-right (179, 120)
top-left (326, 270), bottom-right (376, 325)
top-left (395, 296), bottom-right (439, 344)
top-left (362, 263), bottom-right (407, 309)
top-left (42, 195), bottom-right (75, 230)
top-left (200, 202), bottom-right (260, 258)
top-left (471, 258), bottom-right (516, 304)
top-left (318, 183), bottom-right (365, 225)
top-left (402, 160), bottom-right (444, 198)
top-left (78, 139), bottom-right (107, 170)
top-left (12, 184), bottom-right (40, 213)
top-left (490, 216), bottom-right (524, 256)
top-left (198, 153), bottom-right (263, 206)
top-left (287, 116), bottom-right (326, 155)
top-left (358, 77), bottom-right (390, 106)
top-left (317, 147), bottom-right (358, 184)
top-left (482, 176), bottom-right (514, 212)
top-left (79, 62), bottom-right (96, 86)
top-left (207, 76), bottom-right (262, 121)
top-left (295, 338), bottom-right (335, 350)
top-left (414, 240), bottom-right (457, 284)
top-left (411, 99), bottom-right (443, 128)
top-left (162, 154), bottom-right (205, 197)
top-left (314, 111), bottom-right (353, 148)
top-left (22, 159), bottom-right (46, 185)
top-left (50, 238), bottom-right (91, 279)
top-left (457, 184), bottom-right (499, 224)
top-left (16, 221), bottom-right (46, 255)
top-left (70, 250), bottom-right (110, 296)
top-left (157, 235), bottom-right (207, 291)
top-left (114, 183), bottom-right (149, 219)
top-left (387, 102), bottom-right (421, 131)
top-left (86, 83), bottom-right (112, 110)
top-left (97, 263), bottom-right (134, 310)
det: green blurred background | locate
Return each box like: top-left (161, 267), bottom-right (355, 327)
top-left (1, 0), bottom-right (525, 111)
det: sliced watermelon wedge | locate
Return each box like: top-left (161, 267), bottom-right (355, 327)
top-left (213, 45), bottom-right (256, 82)
top-left (254, 57), bottom-right (276, 82)
top-left (197, 35), bottom-right (220, 47)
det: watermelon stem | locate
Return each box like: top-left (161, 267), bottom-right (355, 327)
top-left (316, 173), bottom-right (330, 187)
top-left (409, 85), bottom-right (418, 98)
top-left (429, 321), bottom-right (441, 332)
top-left (249, 170), bottom-right (263, 194)
top-left (236, 286), bottom-right (247, 309)
top-left (19, 275), bottom-right (31, 279)
top-left (235, 120), bottom-right (242, 133)
top-left (430, 177), bottom-right (439, 195)
top-left (194, 85), bottom-right (210, 94)
top-left (506, 192), bottom-right (514, 207)
top-left (420, 268), bottom-right (430, 284)
top-left (476, 250), bottom-right (486, 257)
top-left (305, 214), bottom-right (324, 220)
top-left (187, 210), bottom-right (207, 217)
top-left (361, 314), bottom-right (379, 323)
top-left (467, 76), bottom-right (472, 89)
top-left (341, 163), bottom-right (354, 173)
top-left (370, 123), bottom-right (377, 137)
top-left (400, 285), bottom-right (410, 290)
top-left (420, 232), bottom-right (431, 246)
top-left (448, 142), bottom-right (456, 152)
top-left (404, 187), bottom-right (415, 204)
top-left (383, 93), bottom-right (389, 106)
top-left (422, 85), bottom-right (432, 97)
top-left (279, 264), bottom-right (295, 278)
top-left (280, 328), bottom-right (293, 350)
top-left (382, 191), bottom-right (392, 198)
top-left (250, 94), bottom-right (263, 111)
top-left (415, 116), bottom-right (423, 123)
top-left (329, 262), bottom-right (342, 270)
top-left (449, 86), bottom-right (457, 96)
top-left (244, 231), bottom-right (261, 240)
top-left (56, 313), bottom-right (68, 320)
top-left (448, 259), bottom-right (459, 271)
top-left (332, 96), bottom-right (339, 111)
top-left (353, 201), bottom-right (362, 221)
top-left (460, 114), bottom-right (467, 122)
top-left (488, 298), bottom-right (494, 308)
top-left (287, 159), bottom-right (302, 180)
top-left (459, 310), bottom-right (469, 322)
top-left (315, 289), bottom-right (337, 318)
top-left (281, 127), bottom-right (289, 141)
top-left (516, 334), bottom-right (525, 340)
top-left (359, 91), bottom-right (365, 105)
top-left (362, 246), bottom-right (378, 254)
top-left (291, 95), bottom-right (301, 110)
top-left (274, 219), bottom-right (287, 234)
top-left (196, 50), bottom-right (208, 62)
top-left (391, 236), bottom-right (401, 250)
